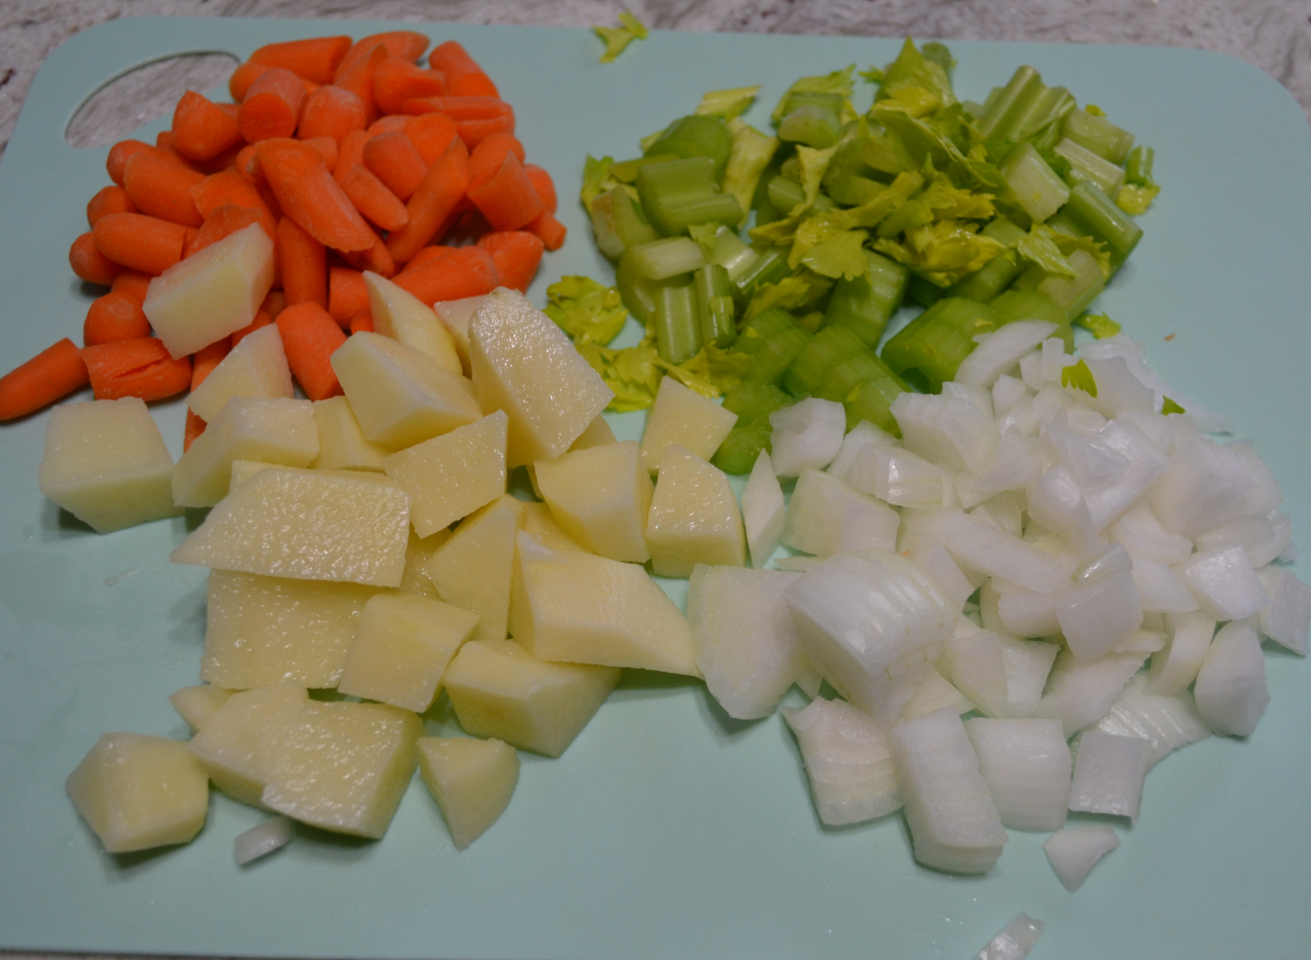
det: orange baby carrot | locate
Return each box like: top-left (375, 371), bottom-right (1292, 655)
top-left (86, 185), bottom-right (137, 227)
top-left (403, 245), bottom-right (455, 271)
top-left (392, 245), bottom-right (498, 305)
top-left (350, 312), bottom-right (374, 335)
top-left (362, 131), bottom-right (427, 201)
top-left (230, 60), bottom-right (275, 102)
top-left (0, 339), bottom-right (90, 421)
top-left (468, 132), bottom-right (526, 189)
top-left (341, 234), bottom-right (397, 279)
top-left (81, 338), bottom-right (191, 402)
top-left (385, 136), bottom-right (471, 263)
top-left (373, 60), bottom-right (447, 116)
top-left (298, 85), bottom-right (367, 146)
top-left (106, 139), bottom-right (187, 187)
top-left (172, 90), bottom-right (244, 161)
top-left (111, 271), bottom-right (152, 304)
top-left (250, 36), bottom-right (352, 85)
top-left (84, 291), bottom-right (152, 346)
top-left (334, 129), bottom-right (371, 183)
top-left (300, 135), bottom-right (340, 173)
top-left (191, 169), bottom-right (277, 240)
top-left (366, 114), bottom-right (410, 137)
top-left (403, 113), bottom-right (459, 166)
top-left (467, 151), bottom-right (544, 231)
top-left (328, 266), bottom-right (368, 328)
top-left (276, 302), bottom-right (346, 401)
top-left (262, 289), bottom-right (287, 320)
top-left (337, 31), bottom-right (430, 81)
top-left (278, 216), bottom-right (328, 307)
top-left (188, 204), bottom-right (265, 257)
top-left (527, 210), bottom-right (568, 252)
top-left (428, 41), bottom-right (500, 99)
top-left (192, 141), bottom-right (246, 176)
top-left (93, 213), bottom-right (189, 276)
top-left (334, 44), bottom-right (388, 125)
top-left (69, 232), bottom-right (124, 285)
top-left (338, 164), bottom-right (409, 232)
top-left (239, 68), bottom-right (308, 143)
top-left (122, 150), bottom-right (206, 227)
top-left (404, 96), bottom-right (514, 149)
top-left (477, 230), bottom-right (543, 293)
top-left (154, 130), bottom-right (180, 156)
top-left (230, 308), bottom-right (274, 348)
top-left (524, 163), bottom-right (557, 213)
top-left (184, 337), bottom-right (231, 449)
top-left (255, 138), bottom-right (376, 252)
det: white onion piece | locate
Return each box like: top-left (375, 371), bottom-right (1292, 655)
top-left (1131, 558), bottom-right (1199, 614)
top-left (920, 510), bottom-right (1068, 594)
top-left (969, 430), bottom-right (1044, 501)
top-left (1019, 351), bottom-right (1045, 391)
top-left (903, 535), bottom-right (977, 607)
top-left (1148, 438), bottom-right (1263, 538)
top-left (999, 637), bottom-right (1060, 717)
top-left (944, 630), bottom-right (1011, 718)
top-left (773, 555), bottom-right (821, 573)
top-left (991, 373), bottom-right (1028, 418)
top-left (1145, 611), bottom-right (1216, 695)
top-left (1057, 545), bottom-right (1144, 661)
top-left (1256, 566), bottom-right (1311, 655)
top-left (902, 669), bottom-right (975, 721)
top-left (782, 697), bottom-right (901, 825)
top-left (942, 380), bottom-right (994, 418)
top-left (1194, 620), bottom-right (1270, 737)
top-left (1034, 648), bottom-right (1149, 737)
top-left (234, 815), bottom-right (294, 865)
top-left (741, 449), bottom-right (786, 568)
top-left (782, 470), bottom-right (899, 558)
top-left (893, 392), bottom-right (1001, 475)
top-left (957, 321), bottom-right (1057, 388)
top-left (994, 581), bottom-right (1061, 638)
top-left (1109, 500), bottom-right (1194, 565)
top-left (1197, 511), bottom-right (1294, 570)
top-left (768, 398), bottom-right (846, 477)
top-left (688, 566), bottom-right (806, 720)
top-left (1043, 824), bottom-right (1120, 892)
top-left (854, 445), bottom-right (956, 509)
top-left (1040, 337), bottom-right (1075, 383)
top-left (1068, 731), bottom-right (1149, 821)
top-left (1090, 674), bottom-right (1210, 769)
top-left (972, 492), bottom-right (1023, 539)
top-left (1112, 627), bottom-right (1166, 654)
top-left (826, 419), bottom-right (899, 486)
top-left (784, 551), bottom-right (957, 726)
top-left (1026, 466), bottom-right (1107, 560)
top-left (1177, 544), bottom-right (1268, 621)
top-left (966, 718), bottom-right (1071, 832)
top-left (1080, 355), bottom-right (1156, 416)
top-left (973, 912), bottom-right (1045, 960)
top-left (1080, 333), bottom-right (1232, 433)
top-left (889, 707), bottom-right (1008, 874)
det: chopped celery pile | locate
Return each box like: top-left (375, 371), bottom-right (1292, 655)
top-left (554, 38), bottom-right (1159, 473)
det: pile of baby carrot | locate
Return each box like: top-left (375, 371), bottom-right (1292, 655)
top-left (0, 31), bottom-right (565, 444)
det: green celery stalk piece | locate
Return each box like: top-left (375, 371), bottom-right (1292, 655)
top-left (843, 375), bottom-right (905, 436)
top-left (594, 12), bottom-right (648, 63)
top-left (644, 114), bottom-right (735, 183)
top-left (881, 296), bottom-right (998, 391)
top-left (712, 417), bottom-right (776, 475)
top-left (824, 249), bottom-right (909, 347)
top-left (1013, 247), bottom-right (1105, 320)
top-left (784, 325), bottom-right (865, 397)
top-left (654, 282), bottom-right (703, 365)
top-left (696, 86), bottom-right (761, 120)
top-left (723, 121), bottom-right (779, 226)
top-left (629, 236), bottom-right (706, 281)
top-left (1000, 141), bottom-right (1070, 224)
top-left (589, 186), bottom-right (659, 261)
top-left (1062, 108), bottom-right (1135, 164)
top-left (771, 66), bottom-right (857, 125)
top-left (1076, 312), bottom-right (1122, 339)
top-left (695, 264), bottom-right (737, 348)
top-left (991, 288), bottom-right (1073, 350)
top-left (722, 380), bottom-right (793, 423)
top-left (1054, 137), bottom-right (1126, 198)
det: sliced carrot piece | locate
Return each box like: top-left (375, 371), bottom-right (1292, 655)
top-left (81, 338), bottom-right (191, 402)
top-left (328, 266), bottom-right (368, 329)
top-left (122, 150), bottom-right (206, 227)
top-left (238, 68), bottom-right (309, 143)
top-left (250, 36), bottom-right (352, 85)
top-left (92, 214), bottom-right (188, 276)
top-left (428, 41), bottom-right (500, 99)
top-left (254, 138), bottom-right (376, 252)
top-left (467, 151), bottom-right (545, 231)
top-left (477, 230), bottom-right (544, 293)
top-left (374, 60), bottom-right (448, 116)
top-left (172, 90), bottom-right (244, 162)
top-left (70, 232), bottom-right (124, 285)
top-left (385, 136), bottom-right (472, 264)
top-left (278, 216), bottom-right (328, 308)
top-left (84, 291), bottom-right (152, 346)
top-left (393, 246), bottom-right (499, 305)
top-left (0, 339), bottom-right (90, 421)
top-left (363, 131), bottom-right (427, 201)
top-left (298, 85), bottom-right (367, 146)
top-left (276, 302), bottom-right (346, 400)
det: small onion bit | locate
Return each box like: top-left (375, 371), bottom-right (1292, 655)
top-left (234, 815), bottom-right (295, 865)
top-left (973, 912), bottom-right (1046, 960)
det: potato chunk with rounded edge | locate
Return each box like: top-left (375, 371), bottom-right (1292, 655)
top-left (535, 439), bottom-right (652, 563)
top-left (418, 737), bottom-right (519, 850)
top-left (645, 445), bottom-right (745, 578)
top-left (639, 376), bottom-right (737, 473)
top-left (384, 411), bottom-right (508, 538)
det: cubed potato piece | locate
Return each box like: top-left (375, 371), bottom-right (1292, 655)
top-left (331, 331), bottom-right (482, 449)
top-left (201, 570), bottom-right (384, 689)
top-left (534, 440), bottom-right (652, 563)
top-left (169, 684), bottom-right (235, 732)
top-left (417, 737), bottom-right (519, 850)
top-left (639, 376), bottom-right (738, 473)
top-left (186, 325), bottom-right (293, 423)
top-left (646, 445), bottom-right (746, 577)
top-left (173, 397), bottom-right (319, 508)
top-left (310, 396), bottom-right (392, 472)
top-left (571, 414), bottom-right (617, 450)
top-left (384, 411), bottom-right (508, 537)
top-left (511, 531), bottom-right (700, 675)
top-left (399, 527), bottom-right (450, 599)
top-left (433, 295), bottom-right (484, 375)
top-left (426, 495), bottom-right (525, 644)
top-left (338, 593), bottom-right (480, 712)
top-left (171, 466), bottom-right (412, 587)
top-left (67, 733), bottom-right (209, 853)
top-left (188, 682), bottom-right (422, 838)
top-left (521, 502), bottom-right (588, 553)
top-left (144, 222), bottom-right (275, 358)
top-left (469, 287), bottom-right (614, 467)
top-left (365, 271), bottom-right (463, 375)
top-left (38, 397), bottom-right (181, 532)
top-left (441, 639), bottom-right (620, 757)
top-left (230, 460), bottom-right (404, 492)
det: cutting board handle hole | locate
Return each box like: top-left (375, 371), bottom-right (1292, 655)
top-left (65, 51), bottom-right (240, 149)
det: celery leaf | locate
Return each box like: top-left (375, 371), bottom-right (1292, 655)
top-left (1061, 358), bottom-right (1098, 397)
top-left (1161, 397), bottom-right (1186, 415)
top-left (594, 12), bottom-right (649, 64)
top-left (696, 86), bottom-right (761, 120)
top-left (1075, 312), bottom-right (1122, 339)
top-left (543, 276), bottom-right (628, 346)
top-left (800, 229), bottom-right (870, 280)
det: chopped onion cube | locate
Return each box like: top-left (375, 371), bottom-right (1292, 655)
top-left (234, 815), bottom-right (294, 865)
top-left (1034, 648), bottom-right (1149, 737)
top-left (1177, 544), bottom-right (1268, 621)
top-left (1090, 674), bottom-right (1210, 768)
top-left (1068, 731), bottom-right (1149, 821)
top-left (966, 718), bottom-right (1071, 832)
top-left (782, 470), bottom-right (900, 558)
top-left (741, 450), bottom-right (785, 568)
top-left (973, 912), bottom-right (1045, 960)
top-left (956, 320), bottom-right (1057, 388)
top-left (782, 697), bottom-right (901, 825)
top-left (1043, 824), bottom-right (1120, 891)
top-left (1194, 620), bottom-right (1269, 737)
top-left (1256, 566), bottom-right (1311, 655)
top-left (768, 398), bottom-right (846, 477)
top-left (1145, 611), bottom-right (1215, 695)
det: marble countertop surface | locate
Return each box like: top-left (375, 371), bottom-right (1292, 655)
top-left (2, 0), bottom-right (1310, 157)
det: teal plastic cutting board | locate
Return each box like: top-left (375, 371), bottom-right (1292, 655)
top-left (1, 17), bottom-right (1310, 960)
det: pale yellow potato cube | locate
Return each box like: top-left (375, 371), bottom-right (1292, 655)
top-left (646, 445), bottom-right (746, 577)
top-left (66, 733), bottom-right (209, 853)
top-left (169, 684), bottom-right (235, 732)
top-left (639, 376), bottom-right (738, 473)
top-left (571, 414), bottom-right (617, 450)
top-left (469, 287), bottom-right (614, 468)
top-left (433, 295), bottom-right (484, 375)
top-left (189, 683), bottom-right (422, 838)
top-left (365, 271), bottom-right (463, 376)
top-left (426, 495), bottom-right (525, 645)
top-left (173, 397), bottom-right (319, 508)
top-left (171, 466), bottom-right (412, 587)
top-left (417, 737), bottom-right (518, 850)
top-left (201, 570), bottom-right (384, 689)
top-left (144, 222), bottom-right (275, 358)
top-left (230, 460), bottom-right (403, 492)
top-left (384, 411), bottom-right (508, 537)
top-left (398, 527), bottom-right (450, 599)
top-left (310, 396), bottom-right (391, 472)
top-left (534, 440), bottom-right (652, 563)
top-left (186, 324), bottom-right (293, 423)
top-left (38, 397), bottom-right (181, 533)
top-left (511, 532), bottom-right (700, 675)
top-left (442, 639), bottom-right (619, 757)
top-left (331, 331), bottom-right (482, 449)
top-left (521, 502), bottom-right (588, 554)
top-left (338, 593), bottom-right (479, 711)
